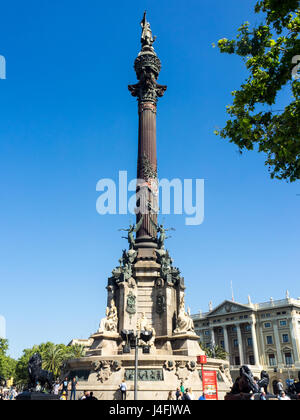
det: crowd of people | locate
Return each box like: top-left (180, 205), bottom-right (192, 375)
top-left (0, 386), bottom-right (18, 400)
top-left (167, 382), bottom-right (206, 400)
top-left (1, 375), bottom-right (300, 401)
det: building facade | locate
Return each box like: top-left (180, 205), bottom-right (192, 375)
top-left (192, 295), bottom-right (300, 386)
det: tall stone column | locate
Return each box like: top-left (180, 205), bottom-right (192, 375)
top-left (250, 316), bottom-right (260, 367)
top-left (211, 328), bottom-right (216, 349)
top-left (273, 322), bottom-right (284, 367)
top-left (128, 27), bottom-right (167, 248)
top-left (259, 323), bottom-right (266, 366)
top-left (290, 318), bottom-right (300, 365)
top-left (223, 325), bottom-right (230, 355)
top-left (236, 324), bottom-right (245, 366)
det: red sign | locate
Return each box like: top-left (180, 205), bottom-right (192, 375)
top-left (202, 370), bottom-right (218, 400)
top-left (197, 355), bottom-right (207, 365)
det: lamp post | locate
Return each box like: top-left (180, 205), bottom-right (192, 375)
top-left (121, 329), bottom-right (153, 401)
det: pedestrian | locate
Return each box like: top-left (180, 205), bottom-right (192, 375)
top-left (260, 390), bottom-right (267, 401)
top-left (119, 378), bottom-right (127, 401)
top-left (276, 379), bottom-right (284, 397)
top-left (89, 392), bottom-right (98, 400)
top-left (80, 391), bottom-right (90, 400)
top-left (60, 391), bottom-right (67, 401)
top-left (185, 388), bottom-right (195, 400)
top-left (175, 387), bottom-right (181, 400)
top-left (167, 391), bottom-right (174, 400)
top-left (198, 393), bottom-right (206, 400)
top-left (53, 380), bottom-right (60, 396)
top-left (180, 381), bottom-right (185, 394)
top-left (70, 377), bottom-right (78, 401)
top-left (61, 377), bottom-right (69, 398)
top-left (279, 392), bottom-right (291, 401)
top-left (178, 392), bottom-right (184, 401)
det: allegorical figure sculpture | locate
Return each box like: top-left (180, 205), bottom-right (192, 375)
top-left (99, 299), bottom-right (118, 333)
top-left (174, 296), bottom-right (195, 334)
top-left (28, 353), bottom-right (54, 391)
top-left (150, 218), bottom-right (175, 249)
top-left (119, 216), bottom-right (144, 250)
top-left (137, 313), bottom-right (156, 348)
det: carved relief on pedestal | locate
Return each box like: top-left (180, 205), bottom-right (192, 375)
top-left (174, 296), bottom-right (195, 334)
top-left (98, 299), bottom-right (118, 334)
top-left (126, 290), bottom-right (137, 319)
top-left (175, 361), bottom-right (191, 382)
top-left (164, 360), bottom-right (175, 371)
top-left (156, 293), bottom-right (166, 315)
top-left (93, 360), bottom-right (122, 383)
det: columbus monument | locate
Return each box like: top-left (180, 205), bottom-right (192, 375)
top-left (65, 13), bottom-right (232, 399)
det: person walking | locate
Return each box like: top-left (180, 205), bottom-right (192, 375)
top-left (61, 377), bottom-right (69, 398)
top-left (53, 380), bottom-right (60, 396)
top-left (276, 379), bottom-right (284, 397)
top-left (70, 377), bottom-right (78, 401)
top-left (175, 387), bottom-right (181, 400)
top-left (180, 381), bottom-right (185, 394)
top-left (119, 379), bottom-right (127, 401)
top-left (199, 393), bottom-right (206, 400)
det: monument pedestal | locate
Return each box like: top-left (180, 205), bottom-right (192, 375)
top-left (86, 332), bottom-right (120, 357)
top-left (65, 249), bottom-right (232, 399)
top-left (66, 353), bottom-right (232, 400)
top-left (171, 333), bottom-right (204, 357)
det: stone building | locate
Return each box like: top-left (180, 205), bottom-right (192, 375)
top-left (192, 294), bottom-right (300, 387)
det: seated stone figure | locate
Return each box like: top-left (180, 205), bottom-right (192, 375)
top-left (99, 299), bottom-right (118, 333)
top-left (137, 313), bottom-right (156, 348)
top-left (174, 296), bottom-right (195, 334)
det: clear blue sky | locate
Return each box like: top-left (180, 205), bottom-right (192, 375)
top-left (0, 0), bottom-right (299, 359)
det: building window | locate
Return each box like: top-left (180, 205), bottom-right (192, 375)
top-left (234, 356), bottom-right (240, 366)
top-left (244, 325), bottom-right (251, 332)
top-left (268, 354), bottom-right (276, 366)
top-left (279, 320), bottom-right (287, 327)
top-left (249, 355), bottom-right (255, 365)
top-left (285, 352), bottom-right (293, 366)
top-left (264, 322), bottom-right (271, 328)
top-left (282, 334), bottom-right (289, 343)
top-left (266, 336), bottom-right (273, 345)
top-left (218, 328), bottom-right (223, 334)
top-left (233, 339), bottom-right (238, 348)
top-left (220, 340), bottom-right (225, 349)
top-left (247, 338), bottom-right (253, 347)
top-left (204, 330), bottom-right (210, 336)
top-left (232, 326), bottom-right (237, 333)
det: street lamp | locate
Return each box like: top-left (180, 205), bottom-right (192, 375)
top-left (121, 329), bottom-right (153, 400)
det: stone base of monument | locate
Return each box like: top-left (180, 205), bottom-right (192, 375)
top-left (86, 332), bottom-right (120, 357)
top-left (16, 391), bottom-right (59, 400)
top-left (65, 349), bottom-right (232, 400)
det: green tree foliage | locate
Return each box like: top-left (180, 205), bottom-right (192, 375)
top-left (0, 339), bottom-right (17, 381)
top-left (14, 342), bottom-right (85, 386)
top-left (216, 0), bottom-right (300, 181)
top-left (200, 341), bottom-right (228, 360)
